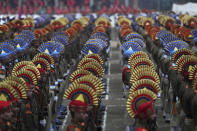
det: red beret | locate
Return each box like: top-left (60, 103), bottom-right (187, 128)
top-left (0, 101), bottom-right (11, 113)
top-left (136, 127), bottom-right (148, 131)
top-left (136, 101), bottom-right (154, 119)
top-left (37, 68), bottom-right (46, 75)
top-left (122, 65), bottom-right (130, 82)
top-left (69, 100), bottom-right (88, 112)
top-left (0, 101), bottom-right (11, 108)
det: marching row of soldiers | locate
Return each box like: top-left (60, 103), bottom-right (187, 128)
top-left (118, 12), bottom-right (197, 130)
top-left (64, 16), bottom-right (111, 131)
top-left (0, 13), bottom-right (99, 130)
top-left (118, 16), bottom-right (160, 131)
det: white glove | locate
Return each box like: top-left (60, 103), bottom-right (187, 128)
top-left (40, 119), bottom-right (46, 126)
top-left (54, 96), bottom-right (58, 102)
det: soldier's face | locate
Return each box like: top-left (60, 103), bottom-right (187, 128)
top-left (75, 111), bottom-right (88, 122)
